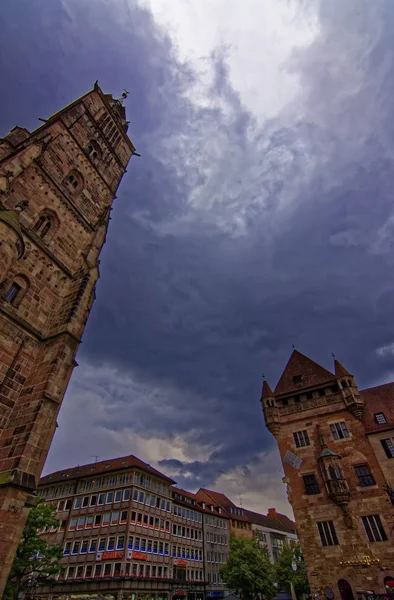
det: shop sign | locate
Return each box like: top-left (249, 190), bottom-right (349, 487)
top-left (102, 551), bottom-right (123, 560)
top-left (175, 591), bottom-right (185, 596)
top-left (133, 551), bottom-right (147, 560)
top-left (174, 559), bottom-right (187, 566)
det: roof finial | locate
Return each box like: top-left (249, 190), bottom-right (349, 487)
top-left (292, 344), bottom-right (295, 350)
top-left (332, 352), bottom-right (336, 360)
top-left (262, 373), bottom-right (265, 380)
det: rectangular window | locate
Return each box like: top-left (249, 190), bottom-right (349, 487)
top-left (89, 539), bottom-right (97, 553)
top-left (124, 488), bottom-right (131, 501)
top-left (104, 564), bottom-right (112, 576)
top-left (98, 538), bottom-right (106, 551)
top-left (107, 536), bottom-right (115, 550)
top-left (80, 540), bottom-right (88, 554)
top-left (77, 516), bottom-right (85, 530)
top-left (167, 501), bottom-right (171, 511)
top-left (59, 520), bottom-right (67, 532)
top-left (137, 513), bottom-right (142, 524)
top-left (135, 537), bottom-right (140, 550)
top-left (114, 490), bottom-right (122, 503)
top-left (94, 514), bottom-right (102, 528)
top-left (106, 491), bottom-right (113, 504)
top-left (82, 496), bottom-right (89, 508)
top-left (150, 495), bottom-right (156, 507)
top-left (128, 536), bottom-right (133, 549)
top-left (72, 541), bottom-right (80, 554)
top-left (117, 535), bottom-right (125, 550)
top-left (111, 511), bottom-right (119, 525)
top-left (85, 515), bottom-right (93, 529)
top-left (381, 438), bottom-right (394, 458)
top-left (102, 513), bottom-right (110, 526)
top-left (76, 565), bottom-right (84, 578)
top-left (3, 283), bottom-right (21, 304)
top-left (98, 493), bottom-right (105, 505)
top-left (65, 498), bottom-right (72, 510)
top-left (133, 489), bottom-right (139, 501)
top-left (120, 510), bottom-right (128, 523)
top-left (95, 564), bottom-right (102, 577)
top-left (64, 542), bottom-right (71, 555)
top-left (330, 422), bottom-right (349, 440)
top-left (293, 430), bottom-right (310, 448)
top-left (90, 495), bottom-right (97, 507)
top-left (317, 521), bottom-right (338, 546)
top-left (362, 515), bottom-right (388, 542)
top-left (161, 499), bottom-right (166, 510)
top-left (303, 474), bottom-right (320, 495)
top-left (375, 412), bottom-right (387, 425)
top-left (74, 497), bottom-right (82, 509)
top-left (67, 566), bottom-right (75, 579)
top-left (141, 538), bottom-right (146, 551)
top-left (131, 511), bottom-right (136, 522)
top-left (147, 539), bottom-right (152, 552)
top-left (153, 540), bottom-right (158, 553)
top-left (159, 541), bottom-right (164, 554)
top-left (85, 565), bottom-right (93, 578)
top-left (355, 465), bottom-right (376, 487)
top-left (139, 491), bottom-right (145, 503)
top-left (143, 514), bottom-right (149, 526)
top-left (149, 516), bottom-right (154, 528)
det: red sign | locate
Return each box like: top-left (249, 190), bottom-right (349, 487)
top-left (102, 551), bottom-right (123, 560)
top-left (174, 559), bottom-right (187, 567)
top-left (176, 592), bottom-right (185, 596)
top-left (133, 551), bottom-right (147, 560)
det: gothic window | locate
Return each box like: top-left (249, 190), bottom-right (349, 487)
top-left (328, 465), bottom-right (343, 480)
top-left (65, 170), bottom-right (83, 192)
top-left (33, 214), bottom-right (52, 239)
top-left (2, 275), bottom-right (29, 307)
top-left (330, 422), bottom-right (349, 440)
top-left (86, 140), bottom-right (101, 161)
top-left (354, 464), bottom-right (376, 487)
top-left (317, 520), bottom-right (338, 546)
top-left (362, 515), bottom-right (388, 542)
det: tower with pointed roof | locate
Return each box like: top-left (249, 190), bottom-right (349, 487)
top-left (261, 350), bottom-right (394, 597)
top-left (0, 85), bottom-right (135, 594)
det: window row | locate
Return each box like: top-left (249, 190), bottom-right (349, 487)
top-left (207, 572), bottom-right (223, 584)
top-left (74, 488), bottom-right (131, 509)
top-left (206, 533), bottom-right (228, 545)
top-left (77, 471), bottom-right (171, 497)
top-left (133, 489), bottom-right (172, 511)
top-left (69, 510), bottom-right (171, 531)
top-left (173, 505), bottom-right (203, 523)
top-left (302, 464), bottom-right (376, 496)
top-left (62, 562), bottom-right (174, 580)
top-left (204, 516), bottom-right (227, 528)
top-left (172, 524), bottom-right (202, 541)
top-left (172, 546), bottom-right (203, 561)
top-left (293, 421), bottom-right (350, 449)
top-left (317, 515), bottom-right (387, 546)
top-left (206, 551), bottom-right (227, 564)
top-left (231, 520), bottom-right (251, 531)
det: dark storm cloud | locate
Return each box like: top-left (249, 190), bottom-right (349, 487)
top-left (2, 0), bottom-right (394, 495)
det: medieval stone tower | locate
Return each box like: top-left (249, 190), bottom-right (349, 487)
top-left (0, 84), bottom-right (135, 592)
top-left (262, 350), bottom-right (394, 599)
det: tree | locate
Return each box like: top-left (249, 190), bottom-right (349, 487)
top-left (220, 534), bottom-right (276, 600)
top-left (275, 540), bottom-right (310, 597)
top-left (4, 500), bottom-right (62, 600)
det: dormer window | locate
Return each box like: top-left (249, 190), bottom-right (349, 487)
top-left (293, 375), bottom-right (303, 385)
top-left (374, 413), bottom-right (387, 425)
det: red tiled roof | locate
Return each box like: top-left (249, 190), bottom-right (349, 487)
top-left (334, 359), bottom-right (352, 378)
top-left (261, 380), bottom-right (273, 399)
top-left (39, 454), bottom-right (175, 486)
top-left (361, 382), bottom-right (394, 434)
top-left (274, 350), bottom-right (335, 397)
top-left (243, 509), bottom-right (296, 534)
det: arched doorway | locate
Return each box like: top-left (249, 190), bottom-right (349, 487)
top-left (338, 580), bottom-right (354, 600)
top-left (384, 576), bottom-right (394, 593)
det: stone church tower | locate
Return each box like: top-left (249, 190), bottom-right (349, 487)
top-left (0, 84), bottom-right (135, 592)
top-left (262, 350), bottom-right (394, 599)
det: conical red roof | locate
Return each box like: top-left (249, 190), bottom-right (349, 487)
top-left (274, 350), bottom-right (335, 396)
top-left (261, 380), bottom-right (273, 399)
top-left (334, 359), bottom-right (352, 378)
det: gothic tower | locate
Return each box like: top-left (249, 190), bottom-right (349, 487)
top-left (262, 350), bottom-right (394, 598)
top-left (0, 84), bottom-right (135, 593)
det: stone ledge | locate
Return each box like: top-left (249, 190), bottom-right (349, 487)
top-left (0, 468), bottom-right (36, 492)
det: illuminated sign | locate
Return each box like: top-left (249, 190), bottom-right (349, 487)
top-left (133, 551), bottom-right (147, 560)
top-left (102, 551), bottom-right (123, 560)
top-left (174, 559), bottom-right (187, 566)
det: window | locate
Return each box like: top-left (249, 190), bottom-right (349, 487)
top-left (89, 539), bottom-right (97, 553)
top-left (65, 499), bottom-right (72, 510)
top-left (375, 413), bottom-right (387, 425)
top-left (82, 496), bottom-right (89, 508)
top-left (128, 536), bottom-right (133, 549)
top-left (111, 511), bottom-right (119, 525)
top-left (317, 521), bottom-right (338, 546)
top-left (303, 474), bottom-right (320, 494)
top-left (293, 374), bottom-right (303, 385)
top-left (86, 140), bottom-right (101, 161)
top-left (293, 430), bottom-right (310, 448)
top-left (362, 515), bottom-right (388, 542)
top-left (3, 282), bottom-right (22, 304)
top-left (76, 516), bottom-right (85, 530)
top-left (67, 566), bottom-right (75, 579)
top-left (120, 510), bottom-right (128, 523)
top-left (94, 514), bottom-right (102, 527)
top-left (104, 564), bottom-right (112, 576)
top-left (98, 493), bottom-right (105, 505)
top-left (117, 535), bottom-right (125, 550)
top-left (106, 491), bottom-right (113, 504)
top-left (108, 536), bottom-right (115, 550)
top-left (80, 540), bottom-right (88, 554)
top-left (85, 565), bottom-right (93, 578)
top-left (76, 566), bottom-right (84, 578)
top-left (94, 564), bottom-right (102, 577)
top-left (65, 170), bottom-right (83, 191)
top-left (85, 515), bottom-right (94, 529)
top-left (69, 517), bottom-right (77, 531)
top-left (72, 541), bottom-right (80, 554)
top-left (98, 538), bottom-right (106, 551)
top-left (114, 490), bottom-right (122, 503)
top-left (124, 488), bottom-right (131, 501)
top-left (355, 465), bottom-right (376, 487)
top-left (64, 542), bottom-right (71, 555)
top-left (33, 214), bottom-right (52, 239)
top-left (330, 422), bottom-right (349, 440)
top-left (59, 520), bottom-right (67, 532)
top-left (90, 495), bottom-right (97, 506)
top-left (381, 438), bottom-right (394, 458)
top-left (139, 491), bottom-right (145, 503)
top-left (102, 513), bottom-right (110, 526)
top-left (74, 497), bottom-right (82, 509)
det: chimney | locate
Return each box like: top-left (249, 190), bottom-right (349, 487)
top-left (268, 508), bottom-right (277, 519)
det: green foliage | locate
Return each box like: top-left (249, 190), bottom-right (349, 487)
top-left (4, 500), bottom-right (62, 600)
top-left (220, 534), bottom-right (276, 600)
top-left (274, 540), bottom-right (310, 597)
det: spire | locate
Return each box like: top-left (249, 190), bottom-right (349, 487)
top-left (334, 359), bottom-right (352, 379)
top-left (261, 380), bottom-right (274, 399)
top-left (274, 350), bottom-right (334, 396)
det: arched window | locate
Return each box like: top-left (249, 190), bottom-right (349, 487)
top-left (86, 140), bottom-right (101, 161)
top-left (65, 170), bottom-right (83, 192)
top-left (33, 214), bottom-right (52, 238)
top-left (2, 275), bottom-right (29, 307)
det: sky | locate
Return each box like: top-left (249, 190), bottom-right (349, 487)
top-left (1, 0), bottom-right (394, 517)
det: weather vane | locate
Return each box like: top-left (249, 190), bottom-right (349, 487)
top-left (121, 89), bottom-right (129, 102)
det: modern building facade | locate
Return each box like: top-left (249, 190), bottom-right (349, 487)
top-left (36, 455), bottom-right (296, 600)
top-left (243, 507), bottom-right (297, 563)
top-left (0, 84), bottom-right (135, 594)
top-left (262, 350), bottom-right (394, 599)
